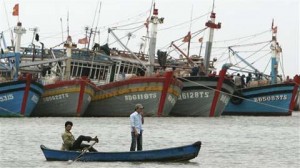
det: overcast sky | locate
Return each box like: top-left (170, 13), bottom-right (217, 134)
top-left (1, 0), bottom-right (299, 77)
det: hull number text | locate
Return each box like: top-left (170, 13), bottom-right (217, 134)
top-left (0, 94), bottom-right (14, 102)
top-left (178, 91), bottom-right (209, 100)
top-left (125, 93), bottom-right (157, 101)
top-left (43, 93), bottom-right (69, 102)
top-left (254, 94), bottom-right (288, 102)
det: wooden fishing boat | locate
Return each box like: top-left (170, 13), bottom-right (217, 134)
top-left (21, 41), bottom-right (113, 117)
top-left (85, 7), bottom-right (182, 117)
top-left (28, 47), bottom-right (113, 117)
top-left (223, 79), bottom-right (299, 116)
top-left (0, 22), bottom-right (44, 117)
top-left (223, 23), bottom-right (300, 116)
top-left (40, 141), bottom-right (201, 162)
top-left (31, 78), bottom-right (95, 117)
top-left (0, 75), bottom-right (44, 117)
top-left (168, 11), bottom-right (235, 117)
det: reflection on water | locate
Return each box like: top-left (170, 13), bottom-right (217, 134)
top-left (0, 112), bottom-right (299, 168)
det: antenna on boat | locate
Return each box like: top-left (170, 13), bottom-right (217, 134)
top-left (84, 26), bottom-right (89, 49)
top-left (186, 5), bottom-right (193, 58)
top-left (29, 27), bottom-right (38, 44)
top-left (3, 1), bottom-right (15, 46)
top-left (60, 18), bottom-right (64, 42)
top-left (87, 27), bottom-right (93, 50)
top-left (67, 11), bottom-right (70, 37)
top-left (0, 32), bottom-right (7, 49)
top-left (92, 1), bottom-right (102, 47)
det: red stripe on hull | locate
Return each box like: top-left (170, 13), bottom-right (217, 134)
top-left (209, 69), bottom-right (227, 117)
top-left (44, 78), bottom-right (96, 89)
top-left (289, 75), bottom-right (300, 114)
top-left (21, 74), bottom-right (32, 115)
top-left (157, 71), bottom-right (173, 116)
top-left (76, 80), bottom-right (86, 116)
top-left (97, 75), bottom-right (181, 91)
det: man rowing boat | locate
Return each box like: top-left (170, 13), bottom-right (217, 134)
top-left (61, 121), bottom-right (98, 152)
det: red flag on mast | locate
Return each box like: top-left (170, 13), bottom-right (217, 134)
top-left (12, 4), bottom-right (19, 16)
top-left (182, 32), bottom-right (191, 42)
top-left (272, 26), bottom-right (278, 34)
top-left (198, 37), bottom-right (204, 43)
top-left (78, 37), bottom-right (89, 44)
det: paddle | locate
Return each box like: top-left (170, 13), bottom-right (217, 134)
top-left (69, 140), bottom-right (97, 163)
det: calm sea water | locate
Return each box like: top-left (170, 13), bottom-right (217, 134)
top-left (0, 112), bottom-right (299, 168)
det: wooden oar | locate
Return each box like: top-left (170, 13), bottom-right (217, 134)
top-left (69, 141), bottom-right (97, 163)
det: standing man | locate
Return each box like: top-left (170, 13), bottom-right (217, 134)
top-left (130, 104), bottom-right (144, 151)
top-left (234, 73), bottom-right (242, 89)
top-left (198, 62), bottom-right (206, 76)
top-left (246, 73), bottom-right (252, 87)
top-left (61, 121), bottom-right (99, 152)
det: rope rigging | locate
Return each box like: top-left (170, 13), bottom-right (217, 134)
top-left (159, 27), bottom-right (207, 53)
top-left (108, 25), bottom-right (145, 46)
top-left (98, 9), bottom-right (150, 30)
top-left (229, 42), bottom-right (271, 74)
top-left (158, 12), bottom-right (211, 31)
top-left (213, 30), bottom-right (270, 44)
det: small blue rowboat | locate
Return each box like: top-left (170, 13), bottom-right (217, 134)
top-left (40, 141), bottom-right (201, 162)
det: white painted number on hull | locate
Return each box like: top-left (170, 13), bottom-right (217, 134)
top-left (167, 95), bottom-right (176, 105)
top-left (254, 94), bottom-right (288, 102)
top-left (220, 95), bottom-right (230, 104)
top-left (0, 94), bottom-right (14, 102)
top-left (31, 95), bottom-right (39, 103)
top-left (43, 93), bottom-right (69, 102)
top-left (125, 93), bottom-right (157, 101)
top-left (178, 91), bottom-right (209, 100)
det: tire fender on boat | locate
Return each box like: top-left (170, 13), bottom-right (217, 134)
top-left (230, 91), bottom-right (244, 105)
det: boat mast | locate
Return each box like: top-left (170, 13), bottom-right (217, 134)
top-left (187, 5), bottom-right (193, 58)
top-left (148, 4), bottom-right (164, 73)
top-left (0, 32), bottom-right (7, 49)
top-left (270, 22), bottom-right (280, 84)
top-left (13, 22), bottom-right (26, 80)
top-left (92, 1), bottom-right (102, 47)
top-left (204, 3), bottom-right (221, 75)
top-left (142, 1), bottom-right (153, 55)
top-left (64, 36), bottom-right (77, 79)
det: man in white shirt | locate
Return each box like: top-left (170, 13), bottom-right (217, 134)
top-left (130, 103), bottom-right (144, 151)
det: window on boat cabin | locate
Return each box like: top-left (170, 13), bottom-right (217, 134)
top-left (128, 66), bottom-right (133, 74)
top-left (132, 67), bottom-right (137, 74)
top-left (96, 65), bottom-right (110, 81)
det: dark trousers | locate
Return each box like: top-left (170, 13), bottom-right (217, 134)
top-left (71, 135), bottom-right (97, 152)
top-left (130, 131), bottom-right (142, 151)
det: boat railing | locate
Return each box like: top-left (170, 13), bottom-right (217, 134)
top-left (89, 79), bottom-right (108, 86)
top-left (38, 75), bottom-right (60, 85)
top-left (0, 76), bottom-right (11, 82)
top-left (110, 49), bottom-right (148, 61)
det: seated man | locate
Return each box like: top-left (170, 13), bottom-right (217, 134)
top-left (61, 121), bottom-right (98, 152)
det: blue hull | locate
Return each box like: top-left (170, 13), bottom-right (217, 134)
top-left (223, 83), bottom-right (295, 116)
top-left (0, 80), bottom-right (44, 117)
top-left (41, 141), bottom-right (201, 162)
